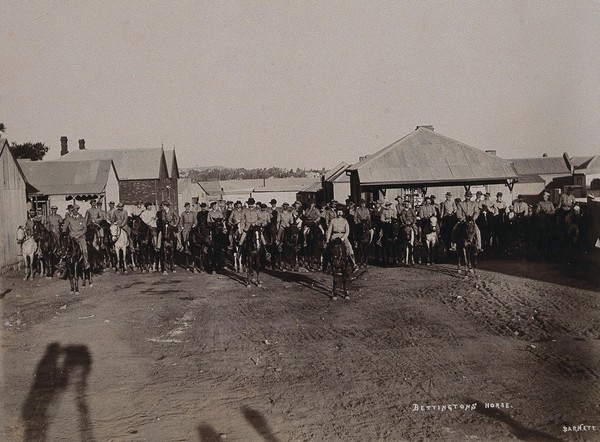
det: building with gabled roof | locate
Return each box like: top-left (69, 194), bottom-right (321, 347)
top-left (18, 159), bottom-right (119, 216)
top-left (0, 138), bottom-right (29, 272)
top-left (347, 126), bottom-right (519, 203)
top-left (572, 155), bottom-right (600, 190)
top-left (56, 137), bottom-right (177, 211)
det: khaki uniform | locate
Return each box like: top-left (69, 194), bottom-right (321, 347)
top-left (452, 200), bottom-right (481, 249)
top-left (354, 206), bottom-right (371, 225)
top-left (513, 201), bottom-right (530, 217)
top-left (322, 207), bottom-right (336, 227)
top-left (559, 193), bottom-right (576, 211)
top-left (440, 199), bottom-right (457, 219)
top-left (381, 206), bottom-right (396, 223)
top-left (62, 213), bottom-right (89, 267)
top-left (179, 210), bottom-right (196, 243)
top-left (537, 200), bottom-right (555, 216)
top-left (112, 209), bottom-right (130, 234)
top-left (326, 217), bottom-right (354, 256)
top-left (418, 204), bottom-right (436, 219)
top-left (491, 199), bottom-right (508, 215)
top-left (46, 213), bottom-right (63, 240)
top-left (85, 206), bottom-right (104, 225)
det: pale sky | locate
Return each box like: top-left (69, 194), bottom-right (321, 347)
top-left (1, 1), bottom-right (599, 170)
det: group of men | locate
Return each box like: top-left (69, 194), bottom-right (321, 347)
top-left (23, 186), bottom-right (581, 273)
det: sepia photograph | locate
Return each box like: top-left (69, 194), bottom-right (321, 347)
top-left (1, 1), bottom-right (599, 441)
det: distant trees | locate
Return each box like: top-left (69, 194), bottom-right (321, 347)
top-left (10, 142), bottom-right (49, 161)
top-left (186, 166), bottom-right (315, 182)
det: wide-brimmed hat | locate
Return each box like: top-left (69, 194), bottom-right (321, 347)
top-left (270, 199), bottom-right (277, 204)
top-left (247, 197), bottom-right (255, 205)
top-left (117, 202), bottom-right (124, 208)
top-left (476, 191), bottom-right (482, 196)
top-left (496, 192), bottom-right (503, 197)
top-left (72, 204), bottom-right (80, 209)
top-left (162, 201), bottom-right (170, 206)
top-left (445, 192), bottom-right (452, 197)
top-left (109, 201), bottom-right (115, 205)
top-left (200, 202), bottom-right (207, 208)
top-left (465, 191), bottom-right (473, 197)
top-left (50, 205), bottom-right (58, 210)
top-left (282, 202), bottom-right (289, 206)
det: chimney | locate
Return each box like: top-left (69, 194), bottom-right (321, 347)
top-left (416, 125), bottom-right (434, 131)
top-left (60, 136), bottom-right (68, 156)
top-left (78, 139), bottom-right (85, 150)
top-left (485, 150), bottom-right (496, 156)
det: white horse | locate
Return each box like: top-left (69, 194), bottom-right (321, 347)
top-left (423, 216), bottom-right (440, 265)
top-left (17, 226), bottom-right (38, 280)
top-left (109, 225), bottom-right (132, 273)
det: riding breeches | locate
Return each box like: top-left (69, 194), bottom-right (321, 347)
top-left (451, 223), bottom-right (482, 249)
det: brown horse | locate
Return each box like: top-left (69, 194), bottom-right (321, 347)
top-left (456, 216), bottom-right (478, 276)
top-left (329, 238), bottom-right (350, 300)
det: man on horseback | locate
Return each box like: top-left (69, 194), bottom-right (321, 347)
top-left (227, 201), bottom-right (244, 248)
top-left (179, 202), bottom-right (197, 251)
top-left (398, 199), bottom-right (418, 237)
top-left (140, 202), bottom-right (159, 246)
top-left (536, 191), bottom-right (555, 215)
top-left (196, 202), bottom-right (209, 225)
top-left (45, 205), bottom-right (63, 243)
top-left (491, 192), bottom-right (508, 216)
top-left (302, 201), bottom-right (322, 247)
top-left (450, 191), bottom-right (482, 252)
top-left (513, 195), bottom-right (530, 217)
top-left (62, 204), bottom-right (90, 269)
top-left (238, 198), bottom-right (267, 246)
top-left (24, 209), bottom-right (37, 237)
top-left (85, 199), bottom-right (105, 226)
top-left (106, 201), bottom-right (117, 223)
top-left (326, 206), bottom-right (358, 272)
top-left (322, 200), bottom-right (337, 228)
top-left (157, 201), bottom-right (179, 235)
top-left (277, 202), bottom-right (295, 243)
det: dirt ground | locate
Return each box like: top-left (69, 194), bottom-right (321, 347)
top-left (1, 253), bottom-right (599, 441)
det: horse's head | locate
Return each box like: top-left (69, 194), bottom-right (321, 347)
top-left (109, 224), bottom-right (120, 241)
top-left (16, 226), bottom-right (26, 244)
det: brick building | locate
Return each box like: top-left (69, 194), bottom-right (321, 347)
top-left (57, 137), bottom-right (178, 212)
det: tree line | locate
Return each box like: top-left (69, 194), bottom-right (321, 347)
top-left (1, 123), bottom-right (49, 161)
top-left (185, 167), bottom-right (325, 182)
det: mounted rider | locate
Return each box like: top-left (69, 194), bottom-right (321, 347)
top-left (24, 208), bottom-right (37, 237)
top-left (398, 198), bottom-right (418, 237)
top-left (238, 198), bottom-right (267, 246)
top-left (196, 202), bottom-right (209, 226)
top-left (512, 195), bottom-right (530, 217)
top-left (353, 198), bottom-right (372, 243)
top-left (258, 202), bottom-right (272, 227)
top-left (207, 201), bottom-right (224, 226)
top-left (85, 199), bottom-right (105, 226)
top-left (156, 201), bottom-right (179, 247)
top-left (450, 190), bottom-right (482, 251)
top-left (277, 202), bottom-right (295, 243)
top-left (61, 204), bottom-right (90, 269)
top-left (491, 192), bottom-right (508, 216)
top-left (106, 201), bottom-right (117, 223)
top-left (179, 202), bottom-right (197, 251)
top-left (322, 200), bottom-right (337, 228)
top-left (536, 191), bottom-right (555, 216)
top-left (227, 200), bottom-right (244, 248)
top-left (140, 201), bottom-right (159, 246)
top-left (45, 205), bottom-right (63, 243)
top-left (325, 205), bottom-right (359, 272)
top-left (302, 201), bottom-right (323, 246)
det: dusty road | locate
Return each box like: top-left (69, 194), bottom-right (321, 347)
top-left (1, 256), bottom-right (599, 441)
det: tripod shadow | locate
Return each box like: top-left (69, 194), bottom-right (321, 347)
top-left (197, 406), bottom-right (280, 442)
top-left (21, 342), bottom-right (95, 442)
top-left (263, 268), bottom-right (334, 299)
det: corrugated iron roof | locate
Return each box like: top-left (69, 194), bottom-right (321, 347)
top-left (18, 159), bottom-right (115, 195)
top-left (254, 181), bottom-right (320, 192)
top-left (198, 181), bottom-right (223, 195)
top-left (572, 155), bottom-right (600, 173)
top-left (57, 148), bottom-right (165, 180)
top-left (515, 174), bottom-right (544, 183)
top-left (324, 162), bottom-right (351, 182)
top-left (508, 157), bottom-right (571, 175)
top-left (348, 127), bottom-right (518, 186)
top-left (164, 150), bottom-right (180, 179)
top-left (299, 181), bottom-right (323, 193)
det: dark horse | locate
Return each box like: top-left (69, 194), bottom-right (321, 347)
top-left (455, 216), bottom-right (478, 275)
top-left (329, 238), bottom-right (350, 300)
top-left (187, 223), bottom-right (212, 273)
top-left (353, 222), bottom-right (371, 268)
top-left (32, 221), bottom-right (59, 278)
top-left (160, 224), bottom-right (177, 274)
top-left (58, 232), bottom-right (92, 294)
top-left (243, 225), bottom-right (264, 287)
top-left (381, 220), bottom-right (400, 266)
top-left (283, 224), bottom-right (301, 271)
top-left (304, 222), bottom-right (325, 271)
top-left (129, 216), bottom-right (154, 273)
top-left (210, 221), bottom-right (229, 274)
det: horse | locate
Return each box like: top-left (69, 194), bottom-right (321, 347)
top-left (230, 224), bottom-right (244, 273)
top-left (265, 220), bottom-right (281, 270)
top-left (440, 214), bottom-right (457, 251)
top-left (421, 216), bottom-right (440, 265)
top-left (329, 238), bottom-right (350, 300)
top-left (399, 223), bottom-right (415, 266)
top-left (475, 207), bottom-right (494, 258)
top-left (159, 223), bottom-right (177, 274)
top-left (187, 223), bottom-right (212, 273)
top-left (58, 232), bottom-right (92, 294)
top-left (304, 222), bottom-right (325, 271)
top-left (353, 222), bottom-right (371, 268)
top-left (129, 216), bottom-right (154, 273)
top-left (381, 220), bottom-right (400, 266)
top-left (283, 224), bottom-right (301, 271)
top-left (243, 225), bottom-right (264, 287)
top-left (455, 216), bottom-right (478, 275)
top-left (85, 222), bottom-right (108, 273)
top-left (209, 221), bottom-right (228, 274)
top-left (17, 226), bottom-right (39, 281)
top-left (109, 225), bottom-right (131, 274)
top-left (32, 221), bottom-right (59, 278)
